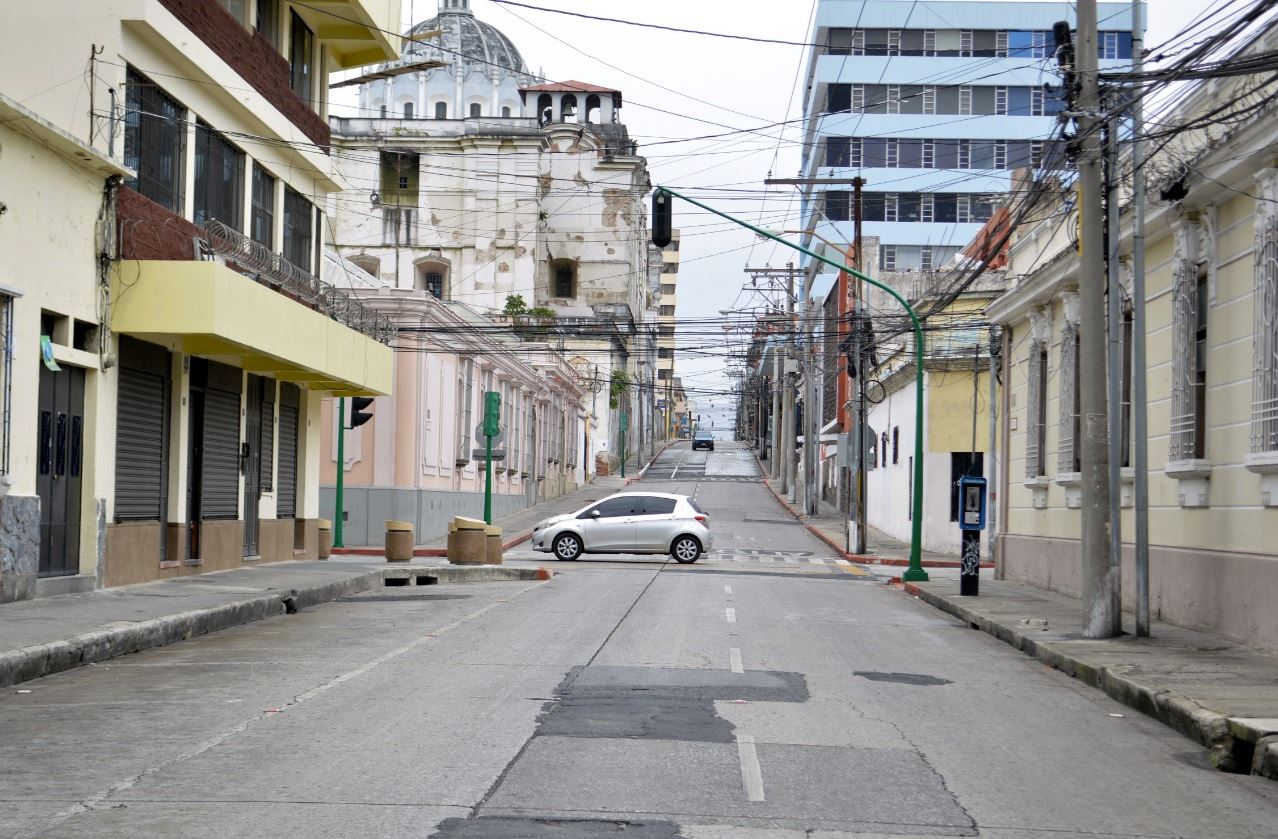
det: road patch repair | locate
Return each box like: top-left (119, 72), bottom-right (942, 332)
top-left (0, 563), bottom-right (551, 689)
top-left (432, 664), bottom-right (976, 836)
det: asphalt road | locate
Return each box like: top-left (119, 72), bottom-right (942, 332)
top-left (3, 441), bottom-right (1276, 837)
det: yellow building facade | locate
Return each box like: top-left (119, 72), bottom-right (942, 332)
top-left (988, 51), bottom-right (1278, 649)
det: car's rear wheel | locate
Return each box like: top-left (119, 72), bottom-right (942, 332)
top-left (553, 532), bottom-right (583, 561)
top-left (671, 535), bottom-right (701, 564)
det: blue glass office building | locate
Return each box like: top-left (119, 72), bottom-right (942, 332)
top-left (800, 1), bottom-right (1136, 273)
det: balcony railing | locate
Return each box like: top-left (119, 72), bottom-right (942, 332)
top-left (200, 220), bottom-right (394, 344)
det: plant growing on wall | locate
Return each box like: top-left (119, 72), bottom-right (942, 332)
top-left (527, 306), bottom-right (556, 320)
top-left (503, 294), bottom-right (528, 318)
top-left (609, 369), bottom-right (631, 410)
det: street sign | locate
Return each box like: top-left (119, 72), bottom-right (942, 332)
top-left (656, 400), bottom-right (668, 409)
top-left (473, 449), bottom-right (507, 461)
top-left (475, 425), bottom-right (506, 446)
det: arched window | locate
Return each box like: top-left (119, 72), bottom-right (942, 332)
top-left (414, 259), bottom-right (449, 300)
top-left (501, 106), bottom-right (511, 118)
top-left (469, 102), bottom-right (481, 118)
top-left (537, 93), bottom-right (553, 125)
top-left (435, 101), bottom-right (447, 119)
top-left (403, 102), bottom-right (414, 119)
top-left (585, 94), bottom-right (601, 123)
top-left (349, 255), bottom-right (380, 279)
top-left (561, 94), bottom-right (577, 122)
top-left (550, 259), bottom-right (577, 298)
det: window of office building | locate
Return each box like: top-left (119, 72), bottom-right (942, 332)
top-left (289, 10), bottom-right (314, 103)
top-left (193, 121), bottom-right (244, 229)
top-left (282, 186), bottom-right (313, 273)
top-left (124, 68), bottom-right (186, 214)
top-left (251, 164), bottom-right (275, 248)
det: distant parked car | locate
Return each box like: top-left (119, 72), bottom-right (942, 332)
top-left (530, 492), bottom-right (712, 563)
top-left (692, 430), bottom-right (715, 451)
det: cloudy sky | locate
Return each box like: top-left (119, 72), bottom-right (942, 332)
top-left (337, 0), bottom-right (1225, 409)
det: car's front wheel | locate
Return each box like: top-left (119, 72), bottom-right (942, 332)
top-left (671, 535), bottom-right (702, 564)
top-left (552, 532), bottom-right (583, 561)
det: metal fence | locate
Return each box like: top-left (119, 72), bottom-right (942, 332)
top-left (200, 219), bottom-right (394, 344)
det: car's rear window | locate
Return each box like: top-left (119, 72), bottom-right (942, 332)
top-left (694, 432), bottom-right (713, 439)
top-left (687, 498), bottom-right (707, 515)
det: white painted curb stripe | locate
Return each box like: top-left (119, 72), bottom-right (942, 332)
top-left (729, 647), bottom-right (744, 673)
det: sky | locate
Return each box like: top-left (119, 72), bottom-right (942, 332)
top-left (334, 0), bottom-right (1220, 411)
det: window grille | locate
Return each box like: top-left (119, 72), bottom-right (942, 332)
top-left (1031, 30), bottom-right (1049, 58)
top-left (282, 186), bottom-right (313, 274)
top-left (457, 358), bottom-right (474, 464)
top-left (994, 141), bottom-right (1007, 170)
top-left (124, 68), bottom-right (186, 214)
top-left (251, 164), bottom-right (275, 248)
top-left (1100, 32), bottom-right (1118, 60)
top-left (885, 139), bottom-right (899, 168)
top-left (885, 194), bottom-right (899, 223)
top-left (888, 30), bottom-right (901, 56)
top-left (959, 87), bottom-right (973, 115)
top-left (995, 87), bottom-right (1008, 115)
top-left (849, 138), bottom-right (863, 168)
top-left (194, 121), bottom-right (245, 229)
top-left (922, 86), bottom-right (936, 114)
top-left (886, 85), bottom-right (901, 115)
top-left (957, 194), bottom-right (971, 223)
top-left (850, 85), bottom-right (865, 113)
top-left (960, 30), bottom-right (974, 57)
top-left (1253, 209), bottom-right (1278, 453)
top-left (1026, 340), bottom-right (1046, 478)
top-left (957, 141), bottom-right (971, 170)
top-left (852, 29), bottom-right (865, 55)
top-left (921, 193), bottom-right (934, 222)
top-left (921, 246), bottom-right (934, 271)
top-left (922, 140), bottom-right (935, 169)
top-left (883, 246), bottom-right (897, 271)
top-left (0, 293), bottom-right (12, 475)
top-left (1169, 260), bottom-right (1203, 461)
top-left (1031, 141), bottom-right (1045, 167)
top-left (289, 10), bottom-right (313, 102)
top-left (995, 30), bottom-right (1008, 56)
top-left (923, 30), bottom-right (936, 55)
top-left (1058, 321), bottom-right (1080, 473)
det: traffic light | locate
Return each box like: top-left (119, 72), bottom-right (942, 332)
top-left (652, 190), bottom-right (672, 247)
top-left (349, 397), bottom-right (375, 429)
top-left (483, 391), bottom-right (501, 437)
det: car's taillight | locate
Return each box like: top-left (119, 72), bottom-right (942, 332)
top-left (695, 515), bottom-right (709, 527)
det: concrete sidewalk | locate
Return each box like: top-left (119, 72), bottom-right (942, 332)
top-left (0, 560), bottom-right (547, 689)
top-left (902, 576), bottom-right (1278, 780)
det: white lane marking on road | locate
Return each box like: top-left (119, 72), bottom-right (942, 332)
top-left (736, 734), bottom-right (766, 802)
top-left (835, 558), bottom-right (853, 566)
top-left (807, 556), bottom-right (824, 564)
top-left (34, 588), bottom-right (533, 835)
top-left (729, 647), bottom-right (744, 673)
top-left (725, 607), bottom-right (737, 623)
top-left (724, 584), bottom-right (733, 594)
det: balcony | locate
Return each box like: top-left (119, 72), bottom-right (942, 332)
top-left (113, 216), bottom-right (394, 396)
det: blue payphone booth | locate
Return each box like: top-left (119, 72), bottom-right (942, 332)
top-left (957, 475), bottom-right (987, 595)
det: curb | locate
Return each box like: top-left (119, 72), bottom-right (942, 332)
top-left (900, 581), bottom-right (1276, 777)
top-left (0, 565), bottom-right (549, 689)
top-left (624, 438), bottom-right (678, 486)
top-left (332, 531), bottom-right (535, 559)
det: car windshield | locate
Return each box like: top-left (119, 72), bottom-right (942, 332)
top-left (694, 431), bottom-right (713, 440)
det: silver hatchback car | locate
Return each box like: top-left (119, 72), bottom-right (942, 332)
top-left (530, 492), bottom-right (712, 563)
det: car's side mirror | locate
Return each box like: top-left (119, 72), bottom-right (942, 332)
top-left (591, 510), bottom-right (601, 518)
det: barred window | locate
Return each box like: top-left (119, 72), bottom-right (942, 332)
top-left (1058, 320), bottom-right (1080, 473)
top-left (1170, 260), bottom-right (1207, 461)
top-left (1253, 200), bottom-right (1278, 454)
top-left (194, 121), bottom-right (244, 229)
top-left (124, 67), bottom-right (186, 214)
top-left (0, 293), bottom-right (13, 475)
top-left (1026, 339), bottom-right (1048, 478)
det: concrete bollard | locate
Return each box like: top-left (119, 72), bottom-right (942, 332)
top-left (385, 520), bottom-right (414, 562)
top-left (317, 519), bottom-right (333, 559)
top-left (485, 525), bottom-right (503, 565)
top-left (446, 520), bottom-right (458, 563)
top-left (450, 517), bottom-right (487, 565)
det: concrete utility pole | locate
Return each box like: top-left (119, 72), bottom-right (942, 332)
top-left (804, 296), bottom-right (820, 516)
top-left (1105, 115), bottom-right (1124, 625)
top-left (851, 177), bottom-right (867, 554)
top-left (784, 268), bottom-right (798, 499)
top-left (1130, 0), bottom-right (1151, 637)
top-left (772, 348), bottom-right (783, 478)
top-left (1075, 0), bottom-right (1121, 638)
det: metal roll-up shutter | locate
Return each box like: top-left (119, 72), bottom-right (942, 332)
top-left (277, 383), bottom-right (300, 518)
top-left (115, 368), bottom-right (168, 520)
top-left (260, 379), bottom-right (275, 493)
top-left (201, 383), bottom-right (241, 520)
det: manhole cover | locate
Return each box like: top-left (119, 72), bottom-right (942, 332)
top-left (336, 594), bottom-right (471, 603)
top-left (854, 671), bottom-right (952, 686)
